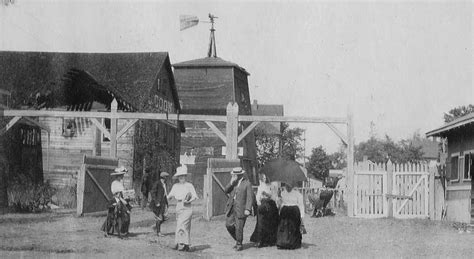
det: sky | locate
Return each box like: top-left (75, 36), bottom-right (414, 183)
top-left (1, 0), bottom-right (472, 155)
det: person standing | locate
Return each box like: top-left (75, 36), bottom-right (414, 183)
top-left (276, 182), bottom-right (304, 249)
top-left (224, 167), bottom-right (254, 251)
top-left (150, 171), bottom-right (170, 237)
top-left (167, 165), bottom-right (198, 252)
top-left (250, 173), bottom-right (279, 247)
top-left (101, 166), bottom-right (132, 237)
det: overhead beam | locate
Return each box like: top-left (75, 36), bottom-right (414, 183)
top-left (90, 118), bottom-right (111, 139)
top-left (2, 110), bottom-right (347, 124)
top-left (117, 119), bottom-right (138, 139)
top-left (205, 121), bottom-right (226, 144)
top-left (237, 121), bottom-right (260, 143)
top-left (325, 123), bottom-right (348, 145)
top-left (239, 115), bottom-right (347, 124)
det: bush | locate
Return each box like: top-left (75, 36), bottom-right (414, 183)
top-left (8, 175), bottom-right (54, 213)
top-left (52, 185), bottom-right (76, 209)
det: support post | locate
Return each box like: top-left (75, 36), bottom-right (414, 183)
top-left (429, 164), bottom-right (435, 219)
top-left (92, 125), bottom-right (101, 156)
top-left (225, 103), bottom-right (239, 159)
top-left (346, 108), bottom-right (355, 217)
top-left (110, 99), bottom-right (118, 158)
top-left (386, 160), bottom-right (393, 217)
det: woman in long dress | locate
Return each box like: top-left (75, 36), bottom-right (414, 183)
top-left (167, 165), bottom-right (198, 252)
top-left (101, 166), bottom-right (132, 237)
top-left (276, 182), bottom-right (304, 249)
top-left (250, 173), bottom-right (280, 247)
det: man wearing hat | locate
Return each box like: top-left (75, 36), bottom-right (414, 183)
top-left (150, 171), bottom-right (170, 236)
top-left (224, 167), bottom-right (254, 251)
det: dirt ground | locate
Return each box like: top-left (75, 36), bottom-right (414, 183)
top-left (0, 200), bottom-right (473, 259)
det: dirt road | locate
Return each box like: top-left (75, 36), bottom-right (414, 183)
top-left (0, 202), bottom-right (472, 258)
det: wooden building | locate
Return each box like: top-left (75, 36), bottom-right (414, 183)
top-left (0, 51), bottom-right (184, 191)
top-left (427, 113), bottom-right (474, 223)
top-left (173, 56), bottom-right (258, 191)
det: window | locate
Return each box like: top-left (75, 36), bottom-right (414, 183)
top-left (450, 155), bottom-right (459, 182)
top-left (464, 152), bottom-right (472, 181)
top-left (102, 118), bottom-right (111, 142)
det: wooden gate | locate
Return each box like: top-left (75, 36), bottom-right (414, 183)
top-left (203, 158), bottom-right (241, 220)
top-left (76, 155), bottom-right (118, 215)
top-left (392, 165), bottom-right (430, 219)
top-left (354, 168), bottom-right (388, 218)
top-left (353, 160), bottom-right (434, 219)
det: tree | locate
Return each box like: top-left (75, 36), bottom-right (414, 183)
top-left (254, 122), bottom-right (304, 168)
top-left (444, 104), bottom-right (474, 123)
top-left (355, 134), bottom-right (424, 164)
top-left (307, 146), bottom-right (332, 180)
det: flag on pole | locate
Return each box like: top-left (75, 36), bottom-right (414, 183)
top-left (180, 15), bottom-right (199, 31)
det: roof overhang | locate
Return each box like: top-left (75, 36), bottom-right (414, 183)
top-left (426, 113), bottom-right (474, 137)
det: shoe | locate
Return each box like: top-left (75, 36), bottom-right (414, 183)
top-left (173, 244), bottom-right (179, 250)
top-left (234, 245), bottom-right (243, 251)
top-left (183, 245), bottom-right (190, 252)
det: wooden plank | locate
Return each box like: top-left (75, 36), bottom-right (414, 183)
top-left (225, 103), bottom-right (239, 159)
top-left (212, 174), bottom-right (229, 198)
top-left (205, 121), bottom-right (227, 143)
top-left (346, 109), bottom-right (354, 218)
top-left (110, 99), bottom-right (118, 158)
top-left (76, 163), bottom-right (85, 215)
top-left (429, 166), bottom-right (435, 219)
top-left (90, 118), bottom-right (111, 139)
top-left (117, 119), bottom-right (138, 139)
top-left (85, 169), bottom-right (109, 200)
top-left (0, 116), bottom-right (21, 135)
top-left (237, 121), bottom-right (260, 143)
top-left (239, 115), bottom-right (347, 124)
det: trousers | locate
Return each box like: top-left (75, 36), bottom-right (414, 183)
top-left (225, 206), bottom-right (247, 244)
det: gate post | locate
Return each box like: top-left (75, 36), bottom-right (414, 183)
top-left (110, 99), bottom-right (118, 158)
top-left (386, 160), bottom-right (393, 218)
top-left (226, 102), bottom-right (239, 160)
top-left (429, 164), bottom-right (436, 219)
top-left (346, 109), bottom-right (355, 217)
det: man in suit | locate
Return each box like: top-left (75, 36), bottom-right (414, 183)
top-left (150, 171), bottom-right (170, 237)
top-left (225, 167), bottom-right (254, 251)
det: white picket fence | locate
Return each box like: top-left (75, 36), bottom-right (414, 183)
top-left (354, 160), bottom-right (434, 219)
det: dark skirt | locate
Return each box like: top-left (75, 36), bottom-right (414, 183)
top-left (276, 205), bottom-right (302, 249)
top-left (101, 199), bottom-right (131, 236)
top-left (250, 198), bottom-right (279, 246)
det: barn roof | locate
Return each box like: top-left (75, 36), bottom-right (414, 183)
top-left (0, 51), bottom-right (184, 131)
top-left (251, 101), bottom-right (284, 135)
top-left (173, 57), bottom-right (250, 75)
top-left (0, 51), bottom-right (178, 110)
top-left (426, 112), bottom-right (474, 137)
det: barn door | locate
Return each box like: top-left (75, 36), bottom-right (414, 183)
top-left (392, 172), bottom-right (429, 219)
top-left (77, 155), bottom-right (118, 215)
top-left (203, 158), bottom-right (241, 220)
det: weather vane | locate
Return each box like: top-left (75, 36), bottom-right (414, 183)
top-left (180, 13), bottom-right (219, 58)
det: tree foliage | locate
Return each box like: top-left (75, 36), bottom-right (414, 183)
top-left (307, 146), bottom-right (331, 180)
top-left (254, 122), bottom-right (304, 168)
top-left (355, 135), bottom-right (424, 164)
top-left (444, 104), bottom-right (474, 123)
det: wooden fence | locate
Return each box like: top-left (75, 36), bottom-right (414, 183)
top-left (354, 160), bottom-right (435, 219)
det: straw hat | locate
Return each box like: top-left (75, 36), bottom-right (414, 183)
top-left (111, 166), bottom-right (127, 176)
top-left (174, 165), bottom-right (188, 178)
top-left (230, 167), bottom-right (245, 175)
top-left (160, 172), bottom-right (170, 178)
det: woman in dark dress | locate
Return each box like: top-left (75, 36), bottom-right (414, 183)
top-left (276, 182), bottom-right (304, 249)
top-left (250, 173), bottom-right (279, 247)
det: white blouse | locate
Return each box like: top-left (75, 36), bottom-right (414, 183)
top-left (256, 182), bottom-right (278, 205)
top-left (167, 182), bottom-right (198, 202)
top-left (280, 189), bottom-right (305, 218)
top-left (111, 180), bottom-right (125, 195)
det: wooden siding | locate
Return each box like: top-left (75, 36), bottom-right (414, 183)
top-left (174, 67), bottom-right (234, 111)
top-left (40, 116), bottom-right (135, 188)
top-left (446, 189), bottom-right (471, 223)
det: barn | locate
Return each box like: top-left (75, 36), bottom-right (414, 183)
top-left (426, 113), bottom-right (474, 223)
top-left (173, 56), bottom-right (258, 191)
top-left (0, 51), bottom-right (184, 199)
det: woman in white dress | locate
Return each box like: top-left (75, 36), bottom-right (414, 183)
top-left (167, 165), bottom-right (198, 251)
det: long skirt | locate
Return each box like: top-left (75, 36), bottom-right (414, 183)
top-left (276, 205), bottom-right (302, 249)
top-left (250, 198), bottom-right (279, 246)
top-left (101, 199), bottom-right (131, 236)
top-left (175, 202), bottom-right (193, 245)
